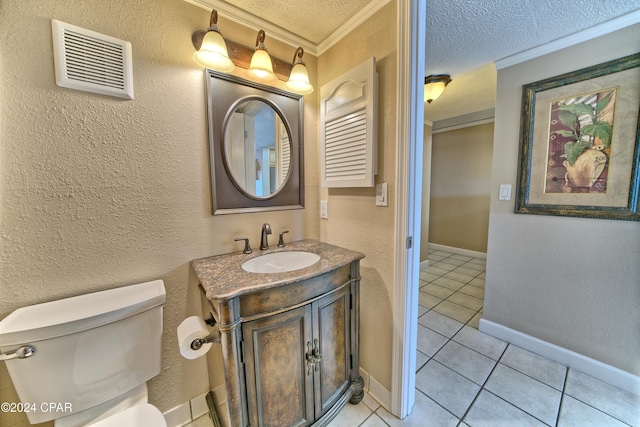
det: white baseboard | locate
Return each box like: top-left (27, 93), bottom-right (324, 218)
top-left (479, 319), bottom-right (640, 397)
top-left (211, 384), bottom-right (227, 409)
top-left (427, 243), bottom-right (487, 260)
top-left (419, 259), bottom-right (429, 270)
top-left (163, 392), bottom-right (210, 427)
top-left (163, 401), bottom-right (191, 427)
top-left (360, 367), bottom-right (391, 411)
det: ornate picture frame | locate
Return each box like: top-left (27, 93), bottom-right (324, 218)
top-left (515, 53), bottom-right (640, 221)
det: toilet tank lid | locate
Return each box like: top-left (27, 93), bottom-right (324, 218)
top-left (0, 280), bottom-right (166, 347)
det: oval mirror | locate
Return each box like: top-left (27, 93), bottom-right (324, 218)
top-left (223, 99), bottom-right (291, 199)
top-left (205, 69), bottom-right (304, 215)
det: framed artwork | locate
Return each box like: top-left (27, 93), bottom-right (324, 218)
top-left (515, 53), bottom-right (640, 221)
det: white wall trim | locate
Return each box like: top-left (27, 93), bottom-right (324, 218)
top-left (360, 367), bottom-right (392, 412)
top-left (432, 118), bottom-right (495, 134)
top-left (184, 0), bottom-right (317, 54)
top-left (496, 9), bottom-right (640, 70)
top-left (163, 401), bottom-right (191, 427)
top-left (184, 0), bottom-right (392, 57)
top-left (479, 319), bottom-right (640, 397)
top-left (391, 0), bottom-right (425, 419)
top-left (427, 243), bottom-right (487, 260)
top-left (163, 392), bottom-right (210, 427)
top-left (317, 0), bottom-right (392, 55)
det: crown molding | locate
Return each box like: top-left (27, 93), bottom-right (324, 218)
top-left (317, 0), bottom-right (392, 55)
top-left (496, 9), bottom-right (640, 70)
top-left (184, 0), bottom-right (391, 57)
top-left (184, 0), bottom-right (317, 54)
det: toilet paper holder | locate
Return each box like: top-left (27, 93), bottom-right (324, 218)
top-left (191, 312), bottom-right (220, 351)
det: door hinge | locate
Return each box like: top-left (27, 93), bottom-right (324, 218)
top-left (350, 293), bottom-right (353, 310)
top-left (406, 236), bottom-right (413, 249)
top-left (350, 354), bottom-right (353, 370)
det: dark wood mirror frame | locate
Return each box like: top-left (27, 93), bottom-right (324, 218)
top-left (205, 69), bottom-right (305, 215)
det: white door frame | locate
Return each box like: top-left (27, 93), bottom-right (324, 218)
top-left (391, 0), bottom-right (425, 419)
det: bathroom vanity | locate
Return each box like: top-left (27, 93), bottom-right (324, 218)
top-left (191, 240), bottom-right (365, 427)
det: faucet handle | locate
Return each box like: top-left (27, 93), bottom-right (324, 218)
top-left (234, 237), bottom-right (252, 254)
top-left (277, 230), bottom-right (289, 248)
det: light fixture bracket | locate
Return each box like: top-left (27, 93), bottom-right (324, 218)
top-left (291, 47), bottom-right (305, 65)
top-left (424, 74), bottom-right (452, 86)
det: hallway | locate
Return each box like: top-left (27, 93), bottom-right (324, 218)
top-left (326, 249), bottom-right (640, 427)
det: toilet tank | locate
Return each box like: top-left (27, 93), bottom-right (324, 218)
top-left (0, 280), bottom-right (165, 425)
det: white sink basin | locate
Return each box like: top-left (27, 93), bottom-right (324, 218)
top-left (242, 251), bottom-right (321, 274)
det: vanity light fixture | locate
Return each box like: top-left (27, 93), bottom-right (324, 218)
top-left (284, 47), bottom-right (314, 95)
top-left (191, 12), bottom-right (314, 95)
top-left (247, 29), bottom-right (277, 83)
top-left (424, 74), bottom-right (452, 103)
top-left (192, 10), bottom-right (234, 72)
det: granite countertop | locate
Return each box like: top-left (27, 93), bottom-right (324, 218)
top-left (192, 239), bottom-right (365, 302)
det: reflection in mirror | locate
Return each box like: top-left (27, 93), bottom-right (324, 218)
top-left (224, 99), bottom-right (291, 198)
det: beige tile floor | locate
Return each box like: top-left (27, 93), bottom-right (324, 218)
top-left (189, 249), bottom-right (640, 427)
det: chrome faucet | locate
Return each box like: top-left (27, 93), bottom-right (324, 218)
top-left (260, 223), bottom-right (272, 250)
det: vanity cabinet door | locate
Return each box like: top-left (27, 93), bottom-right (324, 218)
top-left (242, 305), bottom-right (315, 427)
top-left (313, 285), bottom-right (351, 418)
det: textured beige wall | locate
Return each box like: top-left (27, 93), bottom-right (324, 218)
top-left (428, 123), bottom-right (493, 253)
top-left (0, 1), bottom-right (319, 425)
top-left (485, 23), bottom-right (640, 375)
top-left (318, 1), bottom-right (397, 390)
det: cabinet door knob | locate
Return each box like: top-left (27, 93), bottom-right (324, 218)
top-left (305, 341), bottom-right (316, 375)
top-left (312, 338), bottom-right (322, 371)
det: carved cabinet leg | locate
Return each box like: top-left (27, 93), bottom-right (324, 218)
top-left (349, 376), bottom-right (365, 404)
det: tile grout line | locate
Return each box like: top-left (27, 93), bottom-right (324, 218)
top-left (457, 343), bottom-right (511, 425)
top-left (423, 252), bottom-right (637, 427)
top-left (558, 369), bottom-right (636, 427)
top-left (491, 347), bottom-right (560, 426)
top-left (415, 286), bottom-right (490, 423)
top-left (416, 252), bottom-right (490, 424)
top-left (554, 367), bottom-right (570, 427)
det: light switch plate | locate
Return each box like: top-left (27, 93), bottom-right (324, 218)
top-left (499, 184), bottom-right (512, 201)
top-left (320, 200), bottom-right (328, 219)
top-left (376, 183), bottom-right (388, 206)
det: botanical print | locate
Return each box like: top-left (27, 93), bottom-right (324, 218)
top-left (545, 88), bottom-right (617, 194)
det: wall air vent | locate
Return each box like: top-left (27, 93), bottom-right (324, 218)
top-left (51, 19), bottom-right (134, 99)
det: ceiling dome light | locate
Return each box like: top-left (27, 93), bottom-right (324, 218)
top-left (424, 74), bottom-right (452, 103)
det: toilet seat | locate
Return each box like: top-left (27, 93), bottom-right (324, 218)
top-left (89, 404), bottom-right (167, 427)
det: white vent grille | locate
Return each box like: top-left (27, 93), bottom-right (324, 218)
top-left (324, 110), bottom-right (367, 180)
top-left (320, 57), bottom-right (377, 187)
top-left (51, 20), bottom-right (134, 99)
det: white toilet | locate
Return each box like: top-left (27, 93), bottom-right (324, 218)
top-left (0, 280), bottom-right (168, 427)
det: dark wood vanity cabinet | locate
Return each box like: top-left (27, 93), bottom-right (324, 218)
top-left (192, 241), bottom-right (365, 427)
top-left (242, 283), bottom-right (353, 427)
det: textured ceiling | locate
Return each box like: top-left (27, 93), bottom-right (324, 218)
top-left (189, 0), bottom-right (640, 122)
top-left (425, 0), bottom-right (640, 77)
